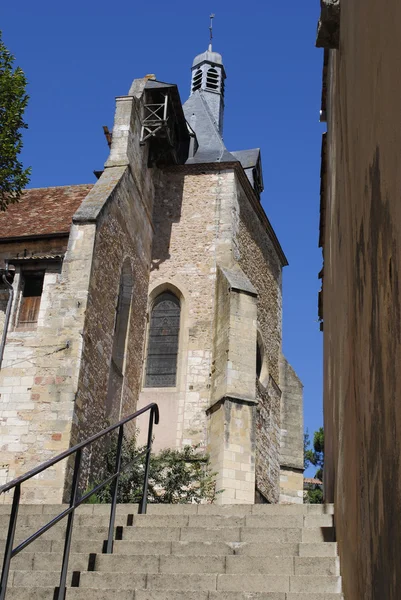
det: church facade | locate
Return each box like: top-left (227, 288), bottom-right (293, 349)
top-left (0, 47), bottom-right (303, 504)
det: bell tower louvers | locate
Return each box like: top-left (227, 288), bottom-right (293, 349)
top-left (189, 47), bottom-right (226, 135)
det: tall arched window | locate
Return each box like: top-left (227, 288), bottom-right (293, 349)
top-left (106, 260), bottom-right (133, 419)
top-left (145, 291), bottom-right (180, 388)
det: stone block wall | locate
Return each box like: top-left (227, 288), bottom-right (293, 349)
top-left (279, 356), bottom-right (304, 504)
top-left (0, 225), bottom-right (96, 503)
top-left (208, 266), bottom-right (258, 503)
top-left (235, 174), bottom-right (283, 384)
top-left (0, 78), bottom-right (158, 503)
top-left (137, 169), bottom-right (236, 451)
top-left (255, 378), bottom-right (281, 503)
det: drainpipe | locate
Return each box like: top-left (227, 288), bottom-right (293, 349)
top-left (0, 266), bottom-right (14, 372)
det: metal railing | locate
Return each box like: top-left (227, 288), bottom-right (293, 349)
top-left (0, 403), bottom-right (159, 600)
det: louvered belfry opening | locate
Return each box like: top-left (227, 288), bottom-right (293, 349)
top-left (145, 291), bottom-right (180, 388)
top-left (206, 67), bottom-right (219, 90)
top-left (192, 69), bottom-right (203, 92)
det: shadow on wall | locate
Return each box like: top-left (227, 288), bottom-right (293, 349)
top-left (151, 173), bottom-right (185, 272)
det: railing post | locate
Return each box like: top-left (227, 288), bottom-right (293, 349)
top-left (138, 407), bottom-right (155, 515)
top-left (0, 484), bottom-right (21, 600)
top-left (56, 449), bottom-right (82, 600)
top-left (105, 425), bottom-right (124, 554)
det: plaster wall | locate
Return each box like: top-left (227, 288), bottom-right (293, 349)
top-left (322, 2), bottom-right (401, 596)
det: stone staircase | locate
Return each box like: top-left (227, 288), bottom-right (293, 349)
top-left (0, 503), bottom-right (342, 600)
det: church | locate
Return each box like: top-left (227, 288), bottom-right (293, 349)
top-left (0, 43), bottom-right (303, 505)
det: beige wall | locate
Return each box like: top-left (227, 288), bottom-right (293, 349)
top-left (137, 163), bottom-right (299, 504)
top-left (279, 356), bottom-right (304, 503)
top-left (137, 169), bottom-right (228, 451)
top-left (321, 1), bottom-right (401, 597)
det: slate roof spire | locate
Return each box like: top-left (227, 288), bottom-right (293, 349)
top-left (187, 43), bottom-right (226, 136)
top-left (183, 39), bottom-right (233, 164)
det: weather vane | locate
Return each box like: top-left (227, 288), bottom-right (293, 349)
top-left (209, 14), bottom-right (215, 50)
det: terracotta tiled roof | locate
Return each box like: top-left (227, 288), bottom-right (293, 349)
top-left (304, 478), bottom-right (323, 485)
top-left (0, 184), bottom-right (93, 240)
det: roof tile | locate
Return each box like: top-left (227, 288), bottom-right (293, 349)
top-left (0, 184), bottom-right (93, 240)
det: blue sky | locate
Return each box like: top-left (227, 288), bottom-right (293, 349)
top-left (2, 1), bottom-right (324, 470)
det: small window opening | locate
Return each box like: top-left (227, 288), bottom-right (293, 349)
top-left (192, 69), bottom-right (203, 92)
top-left (17, 271), bottom-right (45, 329)
top-left (206, 67), bottom-right (219, 90)
top-left (256, 342), bottom-right (263, 379)
top-left (256, 333), bottom-right (269, 387)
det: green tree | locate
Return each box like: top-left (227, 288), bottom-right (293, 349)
top-left (0, 31), bottom-right (31, 211)
top-left (303, 430), bottom-right (311, 470)
top-left (304, 427), bottom-right (324, 504)
top-left (86, 435), bottom-right (219, 504)
top-left (305, 427), bottom-right (324, 481)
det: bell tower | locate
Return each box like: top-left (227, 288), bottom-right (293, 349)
top-left (189, 17), bottom-right (226, 135)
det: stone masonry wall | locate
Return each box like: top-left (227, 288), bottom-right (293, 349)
top-left (234, 174), bottom-right (285, 502)
top-left (70, 166), bottom-right (156, 487)
top-left (0, 223), bottom-right (96, 504)
top-left (255, 377), bottom-right (281, 503)
top-left (137, 169), bottom-right (237, 451)
top-left (234, 175), bottom-right (283, 384)
top-left (0, 78), bottom-right (157, 502)
top-left (279, 355), bottom-right (304, 504)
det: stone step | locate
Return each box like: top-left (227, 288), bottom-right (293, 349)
top-left (5, 554), bottom-right (340, 577)
top-left (0, 503), bottom-right (336, 517)
top-left (1, 540), bottom-right (337, 559)
top-left (3, 589), bottom-right (344, 600)
top-left (2, 526), bottom-right (335, 548)
top-left (298, 542), bottom-right (338, 556)
top-left (10, 570), bottom-right (342, 594)
top-left (0, 513), bottom-right (334, 530)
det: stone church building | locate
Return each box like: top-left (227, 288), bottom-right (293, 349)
top-left (0, 46), bottom-right (303, 505)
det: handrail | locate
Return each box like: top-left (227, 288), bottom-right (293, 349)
top-left (0, 402), bottom-right (159, 600)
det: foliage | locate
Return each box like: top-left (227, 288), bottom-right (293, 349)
top-left (0, 31), bottom-right (31, 211)
top-left (304, 427), bottom-right (324, 481)
top-left (303, 430), bottom-right (311, 470)
top-left (86, 434), bottom-right (219, 505)
top-left (304, 427), bottom-right (324, 504)
top-left (305, 487), bottom-right (323, 504)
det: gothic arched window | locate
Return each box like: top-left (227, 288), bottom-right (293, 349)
top-left (206, 67), bottom-right (219, 90)
top-left (145, 291), bottom-right (180, 388)
top-left (192, 69), bottom-right (202, 92)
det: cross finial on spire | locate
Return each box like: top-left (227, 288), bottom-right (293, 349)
top-left (209, 14), bottom-right (215, 51)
